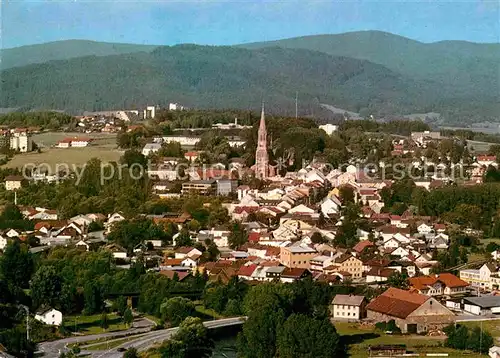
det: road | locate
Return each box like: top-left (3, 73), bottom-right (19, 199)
top-left (40, 317), bottom-right (245, 357)
top-left (38, 317), bottom-right (154, 357)
top-left (93, 317), bottom-right (246, 358)
top-left (455, 315), bottom-right (500, 322)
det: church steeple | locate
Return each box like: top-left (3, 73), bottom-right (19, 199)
top-left (255, 103), bottom-right (269, 179)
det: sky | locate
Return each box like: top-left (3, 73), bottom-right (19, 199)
top-left (1, 0), bottom-right (499, 49)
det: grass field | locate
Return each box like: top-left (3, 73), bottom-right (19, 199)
top-left (33, 132), bottom-right (118, 147)
top-left (3, 132), bottom-right (123, 171)
top-left (461, 320), bottom-right (500, 339)
top-left (64, 313), bottom-right (127, 335)
top-left (334, 322), bottom-right (485, 357)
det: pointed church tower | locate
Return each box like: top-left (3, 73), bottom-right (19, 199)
top-left (255, 104), bottom-right (269, 179)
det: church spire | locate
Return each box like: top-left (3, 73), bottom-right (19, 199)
top-left (259, 102), bottom-right (266, 133)
top-left (255, 103), bottom-right (269, 179)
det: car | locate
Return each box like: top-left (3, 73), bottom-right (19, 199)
top-left (117, 347), bottom-right (127, 352)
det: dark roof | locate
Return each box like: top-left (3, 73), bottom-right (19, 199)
top-left (463, 296), bottom-right (500, 308)
top-left (332, 294), bottom-right (365, 306)
top-left (281, 267), bottom-right (309, 278)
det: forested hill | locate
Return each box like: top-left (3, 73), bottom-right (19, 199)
top-left (240, 31), bottom-right (500, 118)
top-left (240, 30), bottom-right (499, 87)
top-left (0, 45), bottom-right (434, 116)
top-left (0, 40), bottom-right (158, 70)
top-left (0, 43), bottom-right (498, 123)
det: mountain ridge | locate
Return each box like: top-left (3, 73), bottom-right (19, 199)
top-left (0, 31), bottom-right (498, 124)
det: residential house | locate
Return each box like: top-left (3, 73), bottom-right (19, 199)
top-left (237, 264), bottom-right (258, 280)
top-left (331, 295), bottom-right (367, 320)
top-left (279, 245), bottom-right (317, 269)
top-left (366, 267), bottom-right (397, 283)
top-left (5, 229), bottom-right (20, 238)
top-left (104, 244), bottom-right (127, 259)
top-left (490, 346), bottom-right (500, 358)
top-left (142, 143), bottom-right (162, 156)
top-left (0, 235), bottom-right (7, 251)
top-left (4, 175), bottom-right (23, 191)
top-left (216, 179), bottom-right (237, 196)
top-left (309, 255), bottom-right (335, 272)
top-left (409, 273), bottom-right (468, 296)
top-left (366, 288), bottom-right (455, 333)
top-left (174, 247), bottom-right (203, 260)
top-left (280, 268), bottom-right (311, 283)
top-left (325, 254), bottom-right (363, 278)
top-left (417, 223), bottom-right (433, 234)
top-left (320, 196), bottom-right (341, 218)
top-left (35, 308), bottom-right (63, 326)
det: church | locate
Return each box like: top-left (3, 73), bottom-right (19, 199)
top-left (252, 105), bottom-right (275, 179)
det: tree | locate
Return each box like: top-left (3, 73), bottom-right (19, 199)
top-left (87, 221), bottom-right (104, 232)
top-left (124, 348), bottom-right (139, 358)
top-left (160, 297), bottom-right (196, 326)
top-left (276, 314), bottom-right (339, 358)
top-left (238, 284), bottom-right (290, 358)
top-left (387, 270), bottom-right (409, 289)
top-left (228, 221), bottom-right (248, 249)
top-left (123, 307), bottom-right (133, 328)
top-left (159, 317), bottom-right (214, 358)
top-left (100, 313), bottom-right (109, 331)
top-left (444, 324), bottom-right (469, 350)
top-left (339, 185), bottom-right (355, 204)
top-left (30, 265), bottom-right (63, 309)
top-left (83, 281), bottom-right (103, 315)
top-left (0, 241), bottom-right (34, 288)
top-left (121, 149), bottom-right (147, 168)
top-left (467, 326), bottom-right (494, 354)
top-left (113, 296), bottom-right (128, 316)
top-left (1, 204), bottom-right (23, 220)
top-left (310, 232), bottom-right (326, 244)
top-left (175, 229), bottom-right (194, 248)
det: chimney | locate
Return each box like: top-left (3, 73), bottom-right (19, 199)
top-left (235, 117), bottom-right (238, 126)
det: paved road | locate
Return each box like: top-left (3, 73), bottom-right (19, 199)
top-left (93, 317), bottom-right (246, 358)
top-left (38, 317), bottom-right (154, 357)
top-left (455, 315), bottom-right (500, 322)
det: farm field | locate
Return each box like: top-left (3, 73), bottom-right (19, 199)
top-left (3, 132), bottom-right (123, 171)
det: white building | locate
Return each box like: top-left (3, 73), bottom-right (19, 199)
top-left (4, 176), bottom-right (23, 191)
top-left (460, 263), bottom-right (497, 290)
top-left (35, 308), bottom-right (63, 326)
top-left (319, 124), bottom-right (338, 136)
top-left (169, 103), bottom-right (185, 111)
top-left (0, 235), bottom-right (7, 250)
top-left (142, 143), bottom-right (162, 156)
top-left (490, 346), bottom-right (500, 358)
top-left (331, 295), bottom-right (366, 320)
top-left (10, 132), bottom-right (33, 152)
top-left (143, 105), bottom-right (156, 119)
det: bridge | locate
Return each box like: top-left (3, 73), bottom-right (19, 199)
top-left (40, 317), bottom-right (247, 358)
top-left (94, 317), bottom-right (246, 357)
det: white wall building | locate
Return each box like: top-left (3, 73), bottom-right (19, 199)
top-left (331, 295), bottom-right (366, 320)
top-left (35, 308), bottom-right (63, 326)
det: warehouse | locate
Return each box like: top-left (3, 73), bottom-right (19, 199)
top-left (463, 296), bottom-right (500, 316)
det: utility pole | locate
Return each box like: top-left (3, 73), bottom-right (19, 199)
top-left (295, 92), bottom-right (298, 119)
top-left (19, 305), bottom-right (29, 341)
top-left (480, 320), bottom-right (483, 353)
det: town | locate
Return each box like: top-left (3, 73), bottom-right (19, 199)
top-left (1, 103), bottom-right (500, 358)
